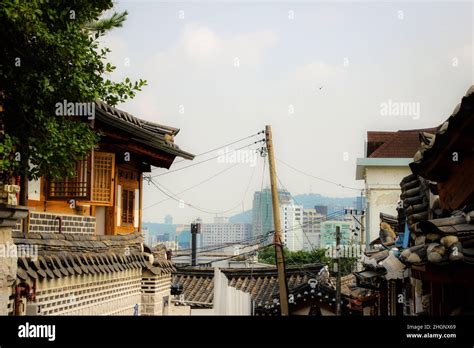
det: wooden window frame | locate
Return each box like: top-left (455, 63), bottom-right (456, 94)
top-left (90, 151), bottom-right (115, 206)
top-left (46, 151), bottom-right (115, 206)
top-left (46, 154), bottom-right (92, 200)
top-left (121, 188), bottom-right (135, 226)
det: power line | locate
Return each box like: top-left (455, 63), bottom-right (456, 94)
top-left (146, 166), bottom-right (262, 216)
top-left (271, 210), bottom-right (347, 234)
top-left (180, 234), bottom-right (274, 257)
top-left (267, 174), bottom-right (341, 279)
top-left (152, 139), bottom-right (265, 178)
top-left (276, 157), bottom-right (363, 192)
top-left (204, 160), bottom-right (259, 216)
top-left (147, 178), bottom-right (229, 215)
top-left (143, 162), bottom-right (241, 210)
top-left (168, 131), bottom-right (264, 166)
top-left (145, 144), bottom-right (266, 216)
top-left (272, 174), bottom-right (349, 250)
top-left (176, 230), bottom-right (274, 254)
top-left (179, 240), bottom-right (273, 268)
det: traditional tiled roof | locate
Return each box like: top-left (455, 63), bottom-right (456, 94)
top-left (410, 86), bottom-right (474, 181)
top-left (95, 101), bottom-right (194, 160)
top-left (258, 273), bottom-right (374, 315)
top-left (361, 175), bottom-right (474, 273)
top-left (172, 269), bottom-right (214, 308)
top-left (223, 265), bottom-right (323, 308)
top-left (172, 264), bottom-right (324, 309)
top-left (367, 129), bottom-right (437, 159)
top-left (12, 231), bottom-right (174, 282)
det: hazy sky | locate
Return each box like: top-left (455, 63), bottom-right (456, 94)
top-left (100, 1), bottom-right (473, 224)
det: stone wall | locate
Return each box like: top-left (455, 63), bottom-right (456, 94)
top-left (12, 212), bottom-right (95, 235)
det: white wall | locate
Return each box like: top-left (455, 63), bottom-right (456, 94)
top-left (364, 166), bottom-right (411, 242)
top-left (281, 201), bottom-right (304, 252)
top-left (213, 267), bottom-right (252, 315)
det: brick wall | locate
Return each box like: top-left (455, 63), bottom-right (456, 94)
top-left (141, 272), bottom-right (172, 316)
top-left (10, 269), bottom-right (143, 316)
top-left (12, 212), bottom-right (95, 235)
top-left (0, 226), bottom-right (17, 316)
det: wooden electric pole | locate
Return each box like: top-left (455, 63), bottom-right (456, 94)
top-left (360, 190), bottom-right (366, 247)
top-left (265, 125), bottom-right (289, 316)
top-left (335, 225), bottom-right (342, 316)
top-left (361, 211), bottom-right (366, 247)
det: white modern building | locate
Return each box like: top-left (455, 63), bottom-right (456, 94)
top-left (142, 227), bottom-right (155, 246)
top-left (356, 129), bottom-right (435, 243)
top-left (302, 208), bottom-right (323, 250)
top-left (280, 200), bottom-right (304, 252)
top-left (201, 217), bottom-right (252, 247)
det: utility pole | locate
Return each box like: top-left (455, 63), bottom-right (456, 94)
top-left (265, 125), bottom-right (289, 316)
top-left (360, 190), bottom-right (366, 247)
top-left (361, 212), bottom-right (365, 247)
top-left (190, 222), bottom-right (200, 266)
top-left (335, 225), bottom-right (342, 316)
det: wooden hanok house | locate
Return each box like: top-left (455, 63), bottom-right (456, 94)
top-left (16, 100), bottom-right (194, 236)
top-left (9, 101), bottom-right (194, 316)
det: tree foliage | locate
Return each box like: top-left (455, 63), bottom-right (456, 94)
top-left (258, 245), bottom-right (357, 276)
top-left (0, 0), bottom-right (146, 183)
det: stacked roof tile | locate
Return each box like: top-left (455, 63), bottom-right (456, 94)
top-left (172, 265), bottom-right (324, 309)
top-left (13, 231), bottom-right (175, 282)
top-left (95, 101), bottom-right (194, 160)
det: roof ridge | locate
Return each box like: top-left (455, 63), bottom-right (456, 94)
top-left (95, 100), bottom-right (179, 136)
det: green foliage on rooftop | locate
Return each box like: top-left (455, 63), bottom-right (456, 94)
top-left (258, 245), bottom-right (356, 276)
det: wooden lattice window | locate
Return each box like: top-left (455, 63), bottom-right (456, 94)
top-left (47, 151), bottom-right (115, 204)
top-left (121, 189), bottom-right (134, 225)
top-left (48, 155), bottom-right (91, 199)
top-left (90, 152), bottom-right (115, 206)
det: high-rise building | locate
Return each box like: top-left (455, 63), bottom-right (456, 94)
top-left (251, 188), bottom-right (291, 238)
top-left (142, 227), bottom-right (155, 246)
top-left (280, 200), bottom-right (304, 251)
top-left (314, 205), bottom-right (328, 216)
top-left (201, 217), bottom-right (252, 247)
top-left (164, 214), bottom-right (173, 225)
top-left (302, 208), bottom-right (323, 250)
